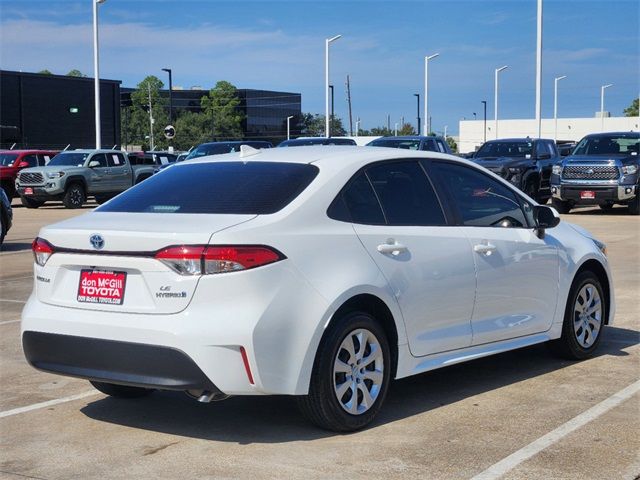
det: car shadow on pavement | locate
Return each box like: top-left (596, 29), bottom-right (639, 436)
top-left (568, 206), bottom-right (631, 216)
top-left (80, 326), bottom-right (639, 442)
top-left (0, 242), bottom-right (32, 253)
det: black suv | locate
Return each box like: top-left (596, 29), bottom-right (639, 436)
top-left (471, 138), bottom-right (560, 203)
top-left (550, 132), bottom-right (639, 215)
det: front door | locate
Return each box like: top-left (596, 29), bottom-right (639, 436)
top-left (428, 161), bottom-right (559, 344)
top-left (88, 153), bottom-right (111, 192)
top-left (344, 160), bottom-right (476, 356)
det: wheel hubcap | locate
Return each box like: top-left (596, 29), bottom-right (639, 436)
top-left (573, 283), bottom-right (602, 348)
top-left (333, 328), bottom-right (384, 415)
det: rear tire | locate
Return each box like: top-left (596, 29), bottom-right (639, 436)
top-left (297, 311), bottom-right (391, 432)
top-left (628, 193), bottom-right (639, 215)
top-left (551, 197), bottom-right (572, 214)
top-left (63, 184), bottom-right (86, 209)
top-left (20, 196), bottom-right (44, 209)
top-left (548, 271), bottom-right (605, 360)
top-left (90, 381), bottom-right (154, 398)
top-left (524, 178), bottom-right (539, 203)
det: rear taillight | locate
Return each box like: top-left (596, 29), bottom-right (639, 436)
top-left (32, 237), bottom-right (54, 266)
top-left (155, 245), bottom-right (284, 276)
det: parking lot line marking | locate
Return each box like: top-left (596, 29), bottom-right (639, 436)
top-left (0, 319), bottom-right (20, 326)
top-left (0, 390), bottom-right (100, 419)
top-left (0, 299), bottom-right (26, 304)
top-left (471, 379), bottom-right (640, 480)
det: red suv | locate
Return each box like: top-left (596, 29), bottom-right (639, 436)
top-left (0, 150), bottom-right (58, 198)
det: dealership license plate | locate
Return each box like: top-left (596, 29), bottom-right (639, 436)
top-left (77, 269), bottom-right (127, 305)
top-left (580, 190), bottom-right (596, 199)
top-left (24, 187), bottom-right (33, 195)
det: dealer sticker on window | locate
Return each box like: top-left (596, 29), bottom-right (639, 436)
top-left (77, 269), bottom-right (127, 305)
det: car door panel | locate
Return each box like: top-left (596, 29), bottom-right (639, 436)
top-left (107, 153), bottom-right (131, 192)
top-left (89, 154), bottom-right (111, 193)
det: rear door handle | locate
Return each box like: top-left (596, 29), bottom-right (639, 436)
top-left (377, 242), bottom-right (408, 256)
top-left (473, 242), bottom-right (497, 255)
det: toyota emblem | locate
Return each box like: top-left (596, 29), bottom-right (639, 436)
top-left (90, 234), bottom-right (105, 250)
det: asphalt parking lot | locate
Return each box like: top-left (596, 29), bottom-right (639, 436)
top-left (1, 200), bottom-right (638, 480)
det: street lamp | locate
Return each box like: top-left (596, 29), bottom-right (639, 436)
top-left (424, 53), bottom-right (439, 135)
top-left (394, 122), bottom-right (399, 136)
top-left (286, 115), bottom-right (294, 140)
top-left (600, 84), bottom-right (613, 132)
top-left (93, 0), bottom-right (107, 149)
top-left (161, 68), bottom-right (173, 124)
top-left (444, 125), bottom-right (448, 139)
top-left (553, 75), bottom-right (567, 141)
top-left (414, 93), bottom-right (421, 135)
top-left (329, 84), bottom-right (334, 137)
top-left (355, 117), bottom-right (361, 136)
top-left (325, 34), bottom-right (341, 137)
top-left (473, 112), bottom-right (477, 120)
top-left (494, 65), bottom-right (508, 139)
top-left (481, 100), bottom-right (487, 143)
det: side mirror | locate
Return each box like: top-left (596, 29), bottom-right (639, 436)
top-left (537, 153), bottom-right (551, 160)
top-left (88, 160), bottom-right (101, 168)
top-left (17, 161), bottom-right (30, 168)
top-left (534, 205), bottom-right (560, 229)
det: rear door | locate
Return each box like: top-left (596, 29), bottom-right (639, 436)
top-left (428, 161), bottom-right (559, 344)
top-left (345, 160), bottom-right (476, 356)
top-left (106, 152), bottom-right (132, 191)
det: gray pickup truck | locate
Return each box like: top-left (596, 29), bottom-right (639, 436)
top-left (15, 149), bottom-right (155, 209)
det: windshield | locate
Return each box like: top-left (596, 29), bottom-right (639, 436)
top-left (475, 141), bottom-right (533, 158)
top-left (48, 152), bottom-right (89, 166)
top-left (0, 153), bottom-right (19, 166)
top-left (368, 139), bottom-right (421, 150)
top-left (98, 162), bottom-right (319, 214)
top-left (573, 135), bottom-right (640, 156)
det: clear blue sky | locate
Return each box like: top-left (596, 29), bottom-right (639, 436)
top-left (1, 0), bottom-right (638, 134)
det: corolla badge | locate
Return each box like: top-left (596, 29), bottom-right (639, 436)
top-left (90, 234), bottom-right (105, 250)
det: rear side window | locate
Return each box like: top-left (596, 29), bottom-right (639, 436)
top-left (98, 162), bottom-right (319, 214)
top-left (328, 173), bottom-right (385, 225)
top-left (107, 153), bottom-right (125, 167)
top-left (430, 162), bottom-right (527, 228)
top-left (366, 161), bottom-right (446, 226)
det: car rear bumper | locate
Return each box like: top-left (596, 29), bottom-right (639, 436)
top-left (551, 184), bottom-right (637, 204)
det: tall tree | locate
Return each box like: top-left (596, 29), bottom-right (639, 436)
top-left (398, 123), bottom-right (416, 136)
top-left (173, 111), bottom-right (211, 150)
top-left (299, 113), bottom-right (347, 137)
top-left (38, 69), bottom-right (53, 75)
top-left (446, 136), bottom-right (458, 153)
top-left (67, 69), bottom-right (86, 77)
top-left (200, 81), bottom-right (244, 140)
top-left (124, 75), bottom-right (169, 150)
top-left (623, 98), bottom-right (639, 117)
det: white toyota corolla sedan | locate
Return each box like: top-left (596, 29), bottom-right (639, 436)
top-left (22, 146), bottom-right (613, 431)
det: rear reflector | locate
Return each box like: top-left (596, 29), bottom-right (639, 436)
top-left (32, 237), bottom-right (54, 266)
top-left (154, 245), bottom-right (284, 276)
top-left (239, 346), bottom-right (255, 385)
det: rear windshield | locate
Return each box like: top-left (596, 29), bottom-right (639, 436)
top-left (97, 161), bottom-right (319, 214)
top-left (0, 153), bottom-right (19, 166)
top-left (48, 152), bottom-right (89, 166)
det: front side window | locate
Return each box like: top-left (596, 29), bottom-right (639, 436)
top-left (23, 154), bottom-right (38, 167)
top-left (90, 154), bottom-right (108, 168)
top-left (431, 162), bottom-right (527, 228)
top-left (366, 161), bottom-right (446, 226)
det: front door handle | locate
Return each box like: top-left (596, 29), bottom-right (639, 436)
top-left (377, 241), bottom-right (408, 256)
top-left (473, 242), bottom-right (497, 256)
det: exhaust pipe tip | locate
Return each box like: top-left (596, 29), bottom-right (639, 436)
top-left (186, 389), bottom-right (230, 403)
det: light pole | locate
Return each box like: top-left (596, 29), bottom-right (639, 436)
top-left (355, 117), bottom-right (361, 136)
top-left (473, 112), bottom-right (477, 120)
top-left (553, 75), bottom-right (567, 141)
top-left (424, 53), bottom-right (439, 135)
top-left (600, 84), bottom-right (613, 132)
top-left (414, 93), bottom-right (421, 135)
top-left (325, 35), bottom-right (341, 137)
top-left (444, 125), bottom-right (448, 139)
top-left (394, 122), bottom-right (399, 136)
top-left (93, 0), bottom-right (107, 149)
top-left (535, 0), bottom-right (543, 138)
top-left (286, 115), bottom-right (294, 140)
top-left (494, 65), bottom-right (508, 139)
top-left (329, 84), bottom-right (334, 137)
top-left (161, 68), bottom-right (173, 124)
top-left (481, 100), bottom-right (487, 143)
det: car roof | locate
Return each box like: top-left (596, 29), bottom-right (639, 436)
top-left (186, 145), bottom-right (466, 173)
top-left (67, 149), bottom-right (124, 154)
top-left (374, 135), bottom-right (443, 140)
top-left (582, 132), bottom-right (640, 138)
top-left (0, 149), bottom-right (58, 154)
top-left (483, 138), bottom-right (549, 143)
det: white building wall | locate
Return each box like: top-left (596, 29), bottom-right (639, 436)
top-left (458, 117), bottom-right (640, 154)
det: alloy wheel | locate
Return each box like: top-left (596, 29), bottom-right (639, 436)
top-left (333, 328), bottom-right (384, 415)
top-left (573, 283), bottom-right (602, 348)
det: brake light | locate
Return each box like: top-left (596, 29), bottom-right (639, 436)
top-left (154, 245), bottom-right (284, 275)
top-left (32, 237), bottom-right (54, 266)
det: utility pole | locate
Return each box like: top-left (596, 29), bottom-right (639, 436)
top-left (414, 93), bottom-right (421, 135)
top-left (147, 83), bottom-right (154, 150)
top-left (387, 114), bottom-right (390, 132)
top-left (329, 84), bottom-right (334, 137)
top-left (535, 0), bottom-right (543, 138)
top-left (481, 100), bottom-right (487, 143)
top-left (346, 75), bottom-right (353, 136)
top-left (161, 68), bottom-right (173, 123)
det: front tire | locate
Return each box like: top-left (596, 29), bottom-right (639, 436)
top-left (552, 197), bottom-right (572, 214)
top-left (297, 311), bottom-right (391, 432)
top-left (63, 184), bottom-right (86, 209)
top-left (628, 193), bottom-right (639, 215)
top-left (549, 271), bottom-right (606, 360)
top-left (90, 381), bottom-right (154, 398)
top-left (20, 196), bottom-right (44, 209)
